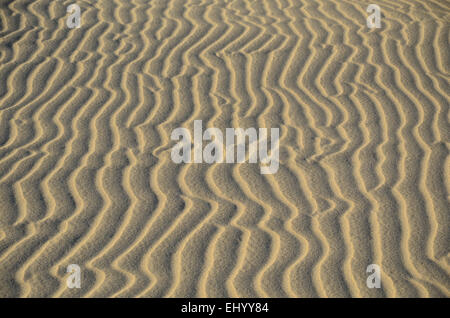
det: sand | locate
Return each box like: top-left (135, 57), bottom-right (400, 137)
top-left (0, 0), bottom-right (449, 298)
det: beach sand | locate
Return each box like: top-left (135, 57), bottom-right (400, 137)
top-left (0, 0), bottom-right (449, 297)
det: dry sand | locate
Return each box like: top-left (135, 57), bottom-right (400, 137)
top-left (0, 0), bottom-right (449, 297)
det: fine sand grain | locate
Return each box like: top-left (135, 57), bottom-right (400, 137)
top-left (0, 0), bottom-right (449, 297)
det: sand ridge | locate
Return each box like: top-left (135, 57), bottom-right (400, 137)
top-left (0, 0), bottom-right (449, 297)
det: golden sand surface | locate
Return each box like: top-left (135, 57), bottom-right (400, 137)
top-left (0, 0), bottom-right (449, 297)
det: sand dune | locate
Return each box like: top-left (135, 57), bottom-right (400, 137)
top-left (0, 0), bottom-right (449, 297)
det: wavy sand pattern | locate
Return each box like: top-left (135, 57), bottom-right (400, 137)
top-left (0, 0), bottom-right (449, 298)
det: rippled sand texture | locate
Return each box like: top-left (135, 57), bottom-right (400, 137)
top-left (0, 0), bottom-right (449, 298)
